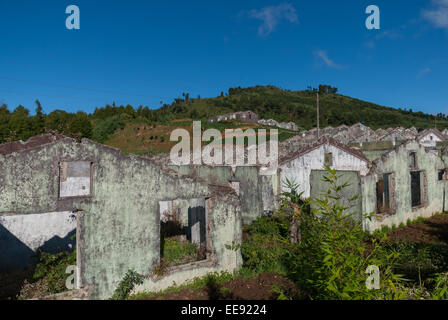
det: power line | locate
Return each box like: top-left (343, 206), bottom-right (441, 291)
top-left (0, 89), bottom-right (128, 102)
top-left (0, 76), bottom-right (173, 100)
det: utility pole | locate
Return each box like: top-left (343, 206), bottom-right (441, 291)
top-left (317, 92), bottom-right (320, 139)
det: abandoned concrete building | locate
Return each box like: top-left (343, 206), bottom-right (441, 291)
top-left (208, 111), bottom-right (258, 123)
top-left (208, 111), bottom-right (300, 131)
top-left (278, 137), bottom-right (371, 199)
top-left (0, 135), bottom-right (242, 299)
top-left (258, 119), bottom-right (300, 131)
top-left (361, 140), bottom-right (448, 231)
top-left (2, 122), bottom-right (448, 299)
top-left (416, 128), bottom-right (447, 148)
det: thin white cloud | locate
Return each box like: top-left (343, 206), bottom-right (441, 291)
top-left (248, 3), bottom-right (298, 36)
top-left (365, 29), bottom-right (403, 49)
top-left (422, 0), bottom-right (448, 30)
top-left (314, 50), bottom-right (343, 69)
top-left (376, 30), bottom-right (402, 40)
top-left (417, 67), bottom-right (431, 79)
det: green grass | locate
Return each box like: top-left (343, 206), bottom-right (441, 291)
top-left (161, 237), bottom-right (201, 267)
top-left (130, 269), bottom-right (257, 300)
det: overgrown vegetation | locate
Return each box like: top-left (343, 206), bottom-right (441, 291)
top-left (32, 248), bottom-right (76, 294)
top-left (130, 166), bottom-right (448, 300)
top-left (240, 167), bottom-right (448, 300)
top-left (161, 237), bottom-right (204, 267)
top-left (241, 215), bottom-right (290, 275)
top-left (91, 115), bottom-right (125, 143)
top-left (111, 270), bottom-right (145, 300)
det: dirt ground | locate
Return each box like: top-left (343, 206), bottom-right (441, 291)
top-left (136, 273), bottom-right (299, 300)
top-left (0, 268), bottom-right (36, 300)
top-left (386, 214), bottom-right (448, 245)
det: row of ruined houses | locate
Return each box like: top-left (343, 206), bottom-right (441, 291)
top-left (1, 124), bottom-right (448, 299)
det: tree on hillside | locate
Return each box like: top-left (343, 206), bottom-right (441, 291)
top-left (9, 105), bottom-right (33, 141)
top-left (33, 99), bottom-right (45, 135)
top-left (0, 104), bottom-right (10, 143)
top-left (318, 85), bottom-right (338, 95)
top-left (45, 110), bottom-right (72, 134)
top-left (69, 111), bottom-right (92, 139)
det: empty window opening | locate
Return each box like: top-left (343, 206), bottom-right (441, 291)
top-left (439, 169), bottom-right (448, 181)
top-left (159, 199), bottom-right (207, 268)
top-left (409, 152), bottom-right (417, 170)
top-left (411, 171), bottom-right (423, 208)
top-left (376, 173), bottom-right (393, 213)
top-left (59, 161), bottom-right (92, 198)
top-left (324, 153), bottom-right (333, 166)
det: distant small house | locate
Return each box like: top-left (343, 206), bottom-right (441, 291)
top-left (417, 128), bottom-right (446, 148)
top-left (442, 128), bottom-right (448, 138)
top-left (208, 111), bottom-right (258, 123)
top-left (278, 136), bottom-right (371, 199)
top-left (258, 119), bottom-right (299, 131)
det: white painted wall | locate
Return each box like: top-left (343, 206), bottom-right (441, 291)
top-left (419, 133), bottom-right (442, 148)
top-left (0, 211), bottom-right (76, 251)
top-left (280, 144), bottom-right (369, 198)
top-left (0, 211), bottom-right (77, 270)
top-left (60, 177), bottom-right (91, 197)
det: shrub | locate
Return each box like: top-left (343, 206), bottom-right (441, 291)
top-left (33, 248), bottom-right (76, 294)
top-left (91, 116), bottom-right (125, 143)
top-left (111, 270), bottom-right (144, 300)
top-left (282, 166), bottom-right (407, 300)
top-left (430, 272), bottom-right (448, 300)
top-left (386, 242), bottom-right (448, 283)
top-left (241, 215), bottom-right (291, 274)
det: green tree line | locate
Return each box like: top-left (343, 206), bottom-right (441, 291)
top-left (1, 85), bottom-right (447, 144)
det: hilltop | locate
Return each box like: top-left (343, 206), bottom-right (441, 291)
top-left (157, 85), bottom-right (448, 130)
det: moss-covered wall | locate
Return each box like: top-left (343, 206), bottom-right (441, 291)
top-left (362, 141), bottom-right (448, 232)
top-left (168, 165), bottom-right (276, 224)
top-left (0, 138), bottom-right (242, 299)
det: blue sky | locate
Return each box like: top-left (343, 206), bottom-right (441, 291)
top-left (0, 0), bottom-right (447, 115)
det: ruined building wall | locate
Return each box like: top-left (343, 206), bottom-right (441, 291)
top-left (0, 138), bottom-right (242, 299)
top-left (280, 144), bottom-right (370, 198)
top-left (133, 193), bottom-right (243, 294)
top-left (362, 141), bottom-right (448, 232)
top-left (0, 211), bottom-right (76, 271)
top-left (168, 165), bottom-right (277, 224)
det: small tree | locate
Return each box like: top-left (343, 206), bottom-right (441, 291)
top-left (282, 166), bottom-right (407, 300)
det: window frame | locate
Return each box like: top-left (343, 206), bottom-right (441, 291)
top-left (58, 160), bottom-right (94, 200)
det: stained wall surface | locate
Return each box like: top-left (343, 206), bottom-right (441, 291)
top-left (0, 138), bottom-right (242, 299)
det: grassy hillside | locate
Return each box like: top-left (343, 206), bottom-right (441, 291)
top-left (105, 118), bottom-right (298, 156)
top-left (157, 86), bottom-right (448, 130)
